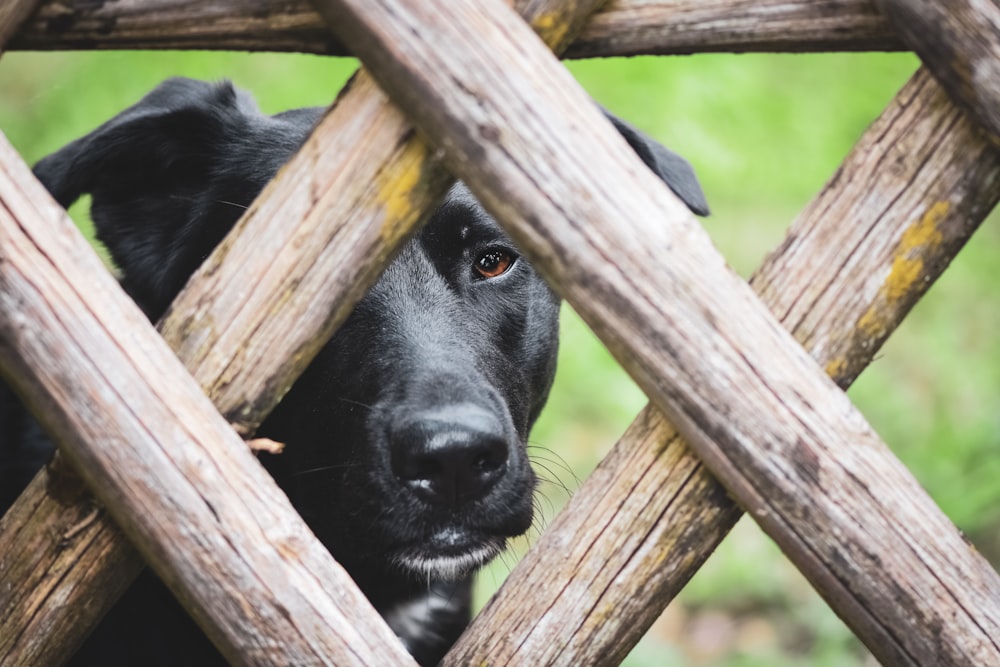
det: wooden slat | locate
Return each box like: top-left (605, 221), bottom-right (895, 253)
top-left (0, 453), bottom-right (142, 666)
top-left (9, 0), bottom-right (903, 56)
top-left (0, 132), bottom-right (416, 666)
top-left (0, 0), bottom-right (607, 663)
top-left (313, 0), bottom-right (1000, 664)
top-left (878, 0), bottom-right (1000, 145)
top-left (569, 0), bottom-right (901, 57)
top-left (445, 66), bottom-right (1000, 665)
top-left (0, 0), bottom-right (40, 51)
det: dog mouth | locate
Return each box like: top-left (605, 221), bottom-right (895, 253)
top-left (392, 528), bottom-right (505, 580)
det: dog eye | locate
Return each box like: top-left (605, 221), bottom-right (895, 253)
top-left (474, 249), bottom-right (514, 279)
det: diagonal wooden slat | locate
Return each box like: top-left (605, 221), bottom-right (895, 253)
top-left (0, 1), bottom-right (607, 664)
top-left (313, 0), bottom-right (1000, 664)
top-left (0, 0), bottom-right (40, 51)
top-left (878, 0), bottom-right (1000, 146)
top-left (0, 131), bottom-right (416, 665)
top-left (10, 0), bottom-right (904, 56)
top-left (445, 65), bottom-right (1000, 665)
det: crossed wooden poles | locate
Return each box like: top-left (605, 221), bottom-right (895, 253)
top-left (2, 0), bottom-right (999, 665)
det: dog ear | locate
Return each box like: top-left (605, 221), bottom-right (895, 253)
top-left (34, 77), bottom-right (255, 209)
top-left (33, 78), bottom-right (304, 319)
top-left (604, 111), bottom-right (710, 216)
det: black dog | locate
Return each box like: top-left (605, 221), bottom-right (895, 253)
top-left (0, 78), bottom-right (707, 665)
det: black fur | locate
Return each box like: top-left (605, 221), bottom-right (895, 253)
top-left (0, 78), bottom-right (706, 666)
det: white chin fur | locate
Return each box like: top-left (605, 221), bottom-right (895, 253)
top-left (395, 542), bottom-right (502, 580)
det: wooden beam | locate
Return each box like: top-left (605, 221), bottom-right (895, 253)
top-left (570, 0), bottom-right (901, 57)
top-left (877, 0), bottom-right (1000, 145)
top-left (0, 132), bottom-right (415, 666)
top-left (0, 453), bottom-right (142, 666)
top-left (9, 0), bottom-right (903, 56)
top-left (445, 66), bottom-right (1000, 665)
top-left (0, 0), bottom-right (41, 52)
top-left (0, 0), bottom-right (607, 663)
top-left (313, 0), bottom-right (1000, 664)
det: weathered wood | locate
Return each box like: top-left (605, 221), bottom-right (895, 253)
top-left (0, 133), bottom-right (415, 666)
top-left (445, 66), bottom-right (1000, 666)
top-left (0, 0), bottom-right (41, 52)
top-left (0, 454), bottom-right (142, 666)
top-left (0, 0), bottom-right (606, 663)
top-left (751, 68), bottom-right (998, 390)
top-left (315, 0), bottom-right (1000, 664)
top-left (10, 0), bottom-right (903, 56)
top-left (877, 0), bottom-right (1000, 147)
top-left (13, 0), bottom-right (341, 53)
top-left (158, 72), bottom-right (451, 434)
top-left (569, 0), bottom-right (900, 57)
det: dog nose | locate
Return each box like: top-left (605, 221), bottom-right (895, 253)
top-left (389, 405), bottom-right (509, 507)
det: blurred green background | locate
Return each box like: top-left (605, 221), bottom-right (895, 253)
top-left (2, 45), bottom-right (998, 667)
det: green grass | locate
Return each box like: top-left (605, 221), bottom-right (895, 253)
top-left (3, 47), bottom-right (997, 667)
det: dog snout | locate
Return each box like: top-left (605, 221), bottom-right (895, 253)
top-left (389, 404), bottom-right (510, 507)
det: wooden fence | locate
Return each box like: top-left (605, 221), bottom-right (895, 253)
top-left (1, 0), bottom-right (999, 665)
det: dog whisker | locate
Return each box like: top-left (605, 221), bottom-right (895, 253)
top-left (496, 546), bottom-right (517, 577)
top-left (528, 494), bottom-right (556, 539)
top-left (288, 463), bottom-right (359, 478)
top-left (338, 397), bottom-right (374, 411)
top-left (528, 460), bottom-right (575, 498)
top-left (537, 501), bottom-right (553, 533)
top-left (213, 198), bottom-right (249, 210)
top-left (530, 485), bottom-right (558, 520)
top-left (527, 442), bottom-right (581, 486)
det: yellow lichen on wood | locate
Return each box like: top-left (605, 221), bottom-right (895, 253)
top-left (825, 357), bottom-right (848, 381)
top-left (532, 12), bottom-right (570, 49)
top-left (884, 200), bottom-right (947, 301)
top-left (374, 141), bottom-right (433, 245)
top-left (856, 201), bottom-right (948, 338)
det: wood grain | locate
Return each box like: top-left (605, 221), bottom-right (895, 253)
top-left (315, 0), bottom-right (1000, 663)
top-left (569, 0), bottom-right (901, 57)
top-left (158, 72), bottom-right (451, 434)
top-left (0, 454), bottom-right (142, 666)
top-left (0, 132), bottom-right (415, 666)
top-left (0, 0), bottom-right (607, 663)
top-left (445, 66), bottom-right (1000, 666)
top-left (0, 0), bottom-right (41, 51)
top-left (9, 0), bottom-right (902, 56)
top-left (877, 0), bottom-right (1000, 146)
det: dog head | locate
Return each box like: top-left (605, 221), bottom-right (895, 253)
top-left (34, 78), bottom-right (707, 594)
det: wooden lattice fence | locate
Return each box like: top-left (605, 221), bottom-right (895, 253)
top-left (1, 0), bottom-right (999, 665)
